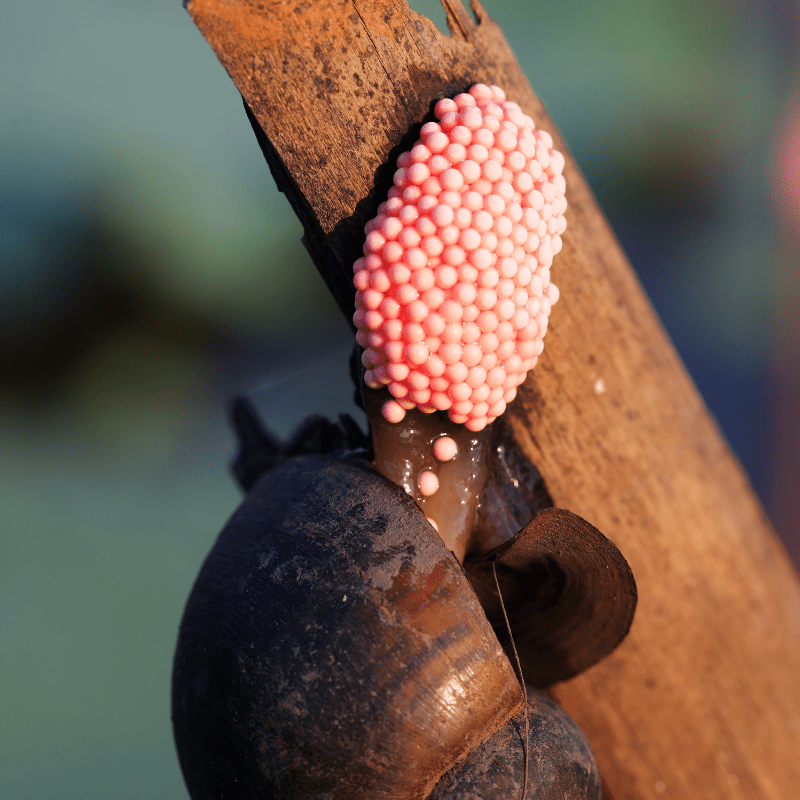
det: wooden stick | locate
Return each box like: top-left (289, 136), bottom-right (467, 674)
top-left (185, 1), bottom-right (800, 797)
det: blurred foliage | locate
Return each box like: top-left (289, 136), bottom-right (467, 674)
top-left (1, 0), bottom-right (797, 797)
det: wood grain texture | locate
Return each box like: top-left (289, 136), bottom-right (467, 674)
top-left (185, 1), bottom-right (800, 797)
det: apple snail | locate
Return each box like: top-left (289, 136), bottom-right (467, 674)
top-left (172, 85), bottom-right (637, 799)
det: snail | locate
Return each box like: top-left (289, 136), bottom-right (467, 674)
top-left (172, 442), bottom-right (621, 799)
top-left (172, 84), bottom-right (637, 798)
top-left (172, 399), bottom-right (635, 798)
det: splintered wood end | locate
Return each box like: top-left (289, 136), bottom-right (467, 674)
top-left (185, 0), bottom-right (548, 320)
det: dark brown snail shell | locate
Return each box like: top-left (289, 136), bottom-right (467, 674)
top-left (172, 453), bottom-right (522, 800)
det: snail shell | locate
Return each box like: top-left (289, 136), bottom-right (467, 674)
top-left (172, 453), bottom-right (522, 800)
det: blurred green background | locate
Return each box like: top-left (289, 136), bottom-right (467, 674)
top-left (2, 0), bottom-right (798, 797)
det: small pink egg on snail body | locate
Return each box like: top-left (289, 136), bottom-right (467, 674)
top-left (418, 469), bottom-right (440, 496)
top-left (433, 435), bottom-right (458, 462)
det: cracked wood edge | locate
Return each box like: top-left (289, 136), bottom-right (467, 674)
top-left (185, 1), bottom-right (800, 798)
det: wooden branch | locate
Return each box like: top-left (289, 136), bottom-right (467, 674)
top-left (185, 1), bottom-right (800, 797)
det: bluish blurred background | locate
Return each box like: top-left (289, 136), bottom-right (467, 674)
top-left (2, 0), bottom-right (798, 797)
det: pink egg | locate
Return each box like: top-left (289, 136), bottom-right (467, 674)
top-left (432, 435), bottom-right (458, 462)
top-left (469, 247), bottom-right (493, 270)
top-left (439, 225), bottom-right (460, 245)
top-left (426, 130), bottom-right (449, 153)
top-left (431, 392), bottom-right (452, 411)
top-left (441, 168), bottom-right (465, 191)
top-left (422, 312), bottom-right (445, 336)
top-left (452, 282), bottom-right (477, 305)
top-left (382, 399), bottom-right (407, 423)
top-left (471, 384), bottom-right (491, 403)
top-left (481, 160), bottom-right (503, 183)
top-left (421, 236), bottom-right (444, 257)
top-left (452, 400), bottom-right (474, 416)
top-left (445, 362), bottom-right (468, 383)
top-left (449, 382), bottom-right (472, 402)
top-left (462, 343), bottom-right (483, 367)
top-left (409, 387), bottom-right (431, 405)
top-left (403, 322), bottom-right (425, 343)
top-left (435, 97), bottom-right (458, 117)
top-left (440, 342), bottom-right (463, 365)
top-left (383, 315), bottom-right (402, 338)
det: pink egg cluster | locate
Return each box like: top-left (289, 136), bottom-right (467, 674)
top-left (353, 83), bottom-right (566, 431)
